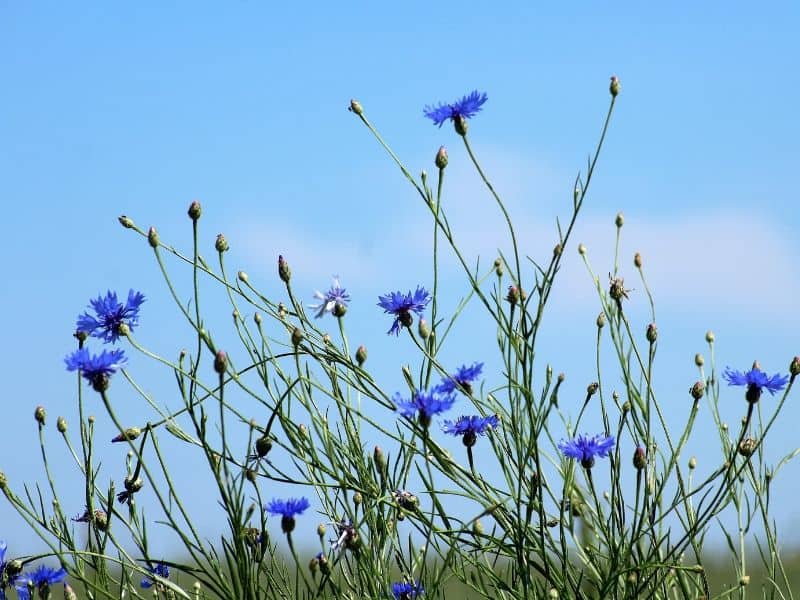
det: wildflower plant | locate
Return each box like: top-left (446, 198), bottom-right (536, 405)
top-left (0, 76), bottom-right (797, 600)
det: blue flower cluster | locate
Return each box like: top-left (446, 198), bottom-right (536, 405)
top-left (140, 562), bottom-right (170, 589)
top-left (392, 580), bottom-right (424, 599)
top-left (12, 564), bottom-right (68, 600)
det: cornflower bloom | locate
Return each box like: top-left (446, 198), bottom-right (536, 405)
top-left (394, 390), bottom-right (455, 427)
top-left (377, 287), bottom-right (430, 335)
top-left (442, 414), bottom-right (499, 447)
top-left (423, 90), bottom-right (488, 129)
top-left (723, 365), bottom-right (789, 403)
top-left (76, 289), bottom-right (145, 343)
top-left (64, 348), bottom-right (127, 392)
top-left (266, 497), bottom-right (310, 533)
top-left (140, 563), bottom-right (170, 589)
top-left (310, 277), bottom-right (350, 318)
top-left (558, 433), bottom-right (615, 469)
top-left (392, 581), bottom-right (425, 599)
top-left (14, 565), bottom-right (67, 600)
top-left (435, 362), bottom-right (484, 395)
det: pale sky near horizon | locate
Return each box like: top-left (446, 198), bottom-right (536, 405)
top-left (2, 2), bottom-right (800, 557)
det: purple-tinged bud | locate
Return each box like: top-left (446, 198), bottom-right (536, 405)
top-left (278, 255), bottom-right (291, 283)
top-left (610, 276), bottom-right (630, 303)
top-left (506, 286), bottom-right (521, 305)
top-left (646, 323), bottom-right (658, 343)
top-left (214, 351), bottom-right (228, 375)
top-left (690, 381), bottom-right (705, 401)
top-left (147, 226), bottom-right (159, 248)
top-left (188, 200), bottom-right (202, 221)
top-left (789, 356), bottom-right (800, 379)
top-left (356, 345), bottom-right (367, 366)
top-left (633, 447), bottom-right (646, 470)
top-left (615, 212), bottom-right (624, 228)
top-left (215, 233), bottom-right (229, 253)
top-left (118, 215), bottom-right (134, 229)
top-left (634, 252), bottom-right (642, 268)
top-left (349, 99), bottom-right (363, 115)
top-left (57, 416), bottom-right (67, 433)
top-left (112, 427), bottom-right (141, 443)
top-left (34, 405), bottom-right (46, 425)
top-left (609, 75), bottom-right (621, 97)
top-left (435, 146), bottom-right (448, 169)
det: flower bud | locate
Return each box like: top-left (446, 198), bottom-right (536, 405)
top-left (188, 200), bottom-right (202, 221)
top-left (695, 353), bottom-right (704, 367)
top-left (34, 405), bottom-right (46, 426)
top-left (738, 438), bottom-right (757, 457)
top-left (148, 226), bottom-right (160, 248)
top-left (0, 471), bottom-right (7, 490)
top-left (373, 445), bottom-right (386, 473)
top-left (57, 416), bottom-right (68, 433)
top-left (689, 456), bottom-right (697, 469)
top-left (615, 212), bottom-right (624, 228)
top-left (317, 523), bottom-right (327, 537)
top-left (454, 114), bottom-right (468, 136)
top-left (278, 255), bottom-right (291, 283)
top-left (633, 447), bottom-right (646, 470)
top-left (118, 215), bottom-right (135, 229)
top-left (578, 243), bottom-right (587, 255)
top-left (472, 519), bottom-right (484, 535)
top-left (610, 276), bottom-right (629, 303)
top-left (586, 382), bottom-right (599, 398)
top-left (215, 233), bottom-right (229, 253)
top-left (553, 243), bottom-right (562, 257)
top-left (506, 286), bottom-right (521, 305)
top-left (356, 345), bottom-right (367, 366)
top-left (255, 435), bottom-right (272, 458)
top-left (596, 312), bottom-right (606, 328)
top-left (349, 99), bottom-right (363, 115)
top-left (790, 356), bottom-right (800, 377)
top-left (690, 381), bottom-right (705, 401)
top-left (64, 582), bottom-right (78, 600)
top-left (435, 146), bottom-right (448, 169)
top-left (308, 556), bottom-right (319, 574)
top-left (112, 427), bottom-right (142, 443)
top-left (291, 327), bottom-right (303, 347)
top-left (353, 492), bottom-right (363, 506)
top-left (214, 351), bottom-right (228, 375)
top-left (739, 575), bottom-right (750, 587)
top-left (117, 322), bottom-right (130, 337)
top-left (254, 312), bottom-right (262, 325)
top-left (705, 330), bottom-right (715, 343)
top-left (333, 302), bottom-right (347, 318)
top-left (609, 75), bottom-right (621, 97)
top-left (418, 318), bottom-right (431, 339)
top-left (634, 252), bottom-right (642, 268)
top-left (5, 559), bottom-right (22, 577)
top-left (74, 329), bottom-right (88, 344)
top-left (238, 270), bottom-right (249, 283)
top-left (646, 323), bottom-right (658, 343)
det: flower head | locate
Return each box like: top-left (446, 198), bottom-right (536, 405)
top-left (442, 414), bottom-right (499, 447)
top-left (266, 497), bottom-right (310, 533)
top-left (310, 277), bottom-right (351, 318)
top-left (558, 433), bottom-right (615, 469)
top-left (140, 563), bottom-right (170, 589)
top-left (394, 389), bottom-right (455, 427)
top-left (65, 348), bottom-right (127, 392)
top-left (76, 290), bottom-right (145, 343)
top-left (392, 580), bottom-right (424, 599)
top-left (14, 565), bottom-right (67, 599)
top-left (377, 287), bottom-right (431, 335)
top-left (435, 362), bottom-right (484, 395)
top-left (723, 365), bottom-right (789, 403)
top-left (424, 90), bottom-right (488, 128)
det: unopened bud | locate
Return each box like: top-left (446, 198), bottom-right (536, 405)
top-left (214, 351), bottom-right (228, 374)
top-left (596, 312), bottom-right (606, 328)
top-left (695, 353), bottom-right (704, 367)
top-left (472, 519), bottom-right (484, 536)
top-left (353, 492), bottom-right (363, 506)
top-left (634, 252), bottom-right (642, 268)
top-left (435, 146), bottom-right (448, 169)
top-left (349, 99), bottom-right (363, 115)
top-left (506, 286), bottom-right (521, 305)
top-left (278, 255), bottom-right (291, 283)
top-left (738, 438), bottom-right (757, 458)
top-left (689, 456), bottom-right (697, 469)
top-left (553, 243), bottom-right (562, 257)
top-left (215, 234), bottom-right (229, 253)
top-left (586, 382), bottom-right (599, 398)
top-left (57, 416), bottom-right (67, 433)
top-left (739, 575), bottom-right (750, 587)
top-left (254, 312), bottom-right (262, 325)
top-left (373, 446), bottom-right (386, 472)
top-left (690, 381), bottom-right (705, 401)
top-left (291, 327), bottom-right (303, 347)
top-left (615, 212), bottom-right (624, 228)
top-left (148, 226), bottom-right (160, 248)
top-left (633, 447), bottom-right (646, 470)
top-left (255, 435), bottom-right (272, 458)
top-left (112, 427), bottom-right (142, 443)
top-left (317, 523), bottom-right (327, 537)
top-left (790, 356), bottom-right (800, 377)
top-left (578, 243), bottom-right (587, 255)
top-left (74, 329), bottom-right (88, 344)
top-left (418, 318), bottom-right (431, 339)
top-left (609, 75), bottom-right (621, 97)
top-left (238, 270), bottom-right (249, 283)
top-left (118, 215), bottom-right (134, 229)
top-left (356, 345), bottom-right (367, 366)
top-left (705, 330), bottom-right (715, 343)
top-left (34, 405), bottom-right (46, 425)
top-left (64, 582), bottom-right (78, 600)
top-left (646, 323), bottom-right (658, 343)
top-left (188, 200), bottom-right (202, 221)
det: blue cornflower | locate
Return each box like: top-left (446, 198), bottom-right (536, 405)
top-left (14, 565), bottom-right (67, 599)
top-left (394, 389), bottom-right (455, 427)
top-left (76, 289), bottom-right (145, 343)
top-left (0, 541), bottom-right (9, 600)
top-left (435, 362), bottom-right (484, 395)
top-left (442, 414), bottom-right (499, 447)
top-left (723, 365), bottom-right (789, 403)
top-left (266, 497), bottom-right (310, 534)
top-left (423, 90), bottom-right (488, 129)
top-left (558, 433), bottom-right (615, 469)
top-left (377, 287), bottom-right (431, 336)
top-left (140, 562), bottom-right (170, 589)
top-left (65, 348), bottom-right (127, 392)
top-left (392, 580), bottom-right (424, 599)
top-left (310, 277), bottom-right (351, 318)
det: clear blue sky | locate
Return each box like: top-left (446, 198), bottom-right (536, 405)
top-left (2, 2), bottom-right (799, 554)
